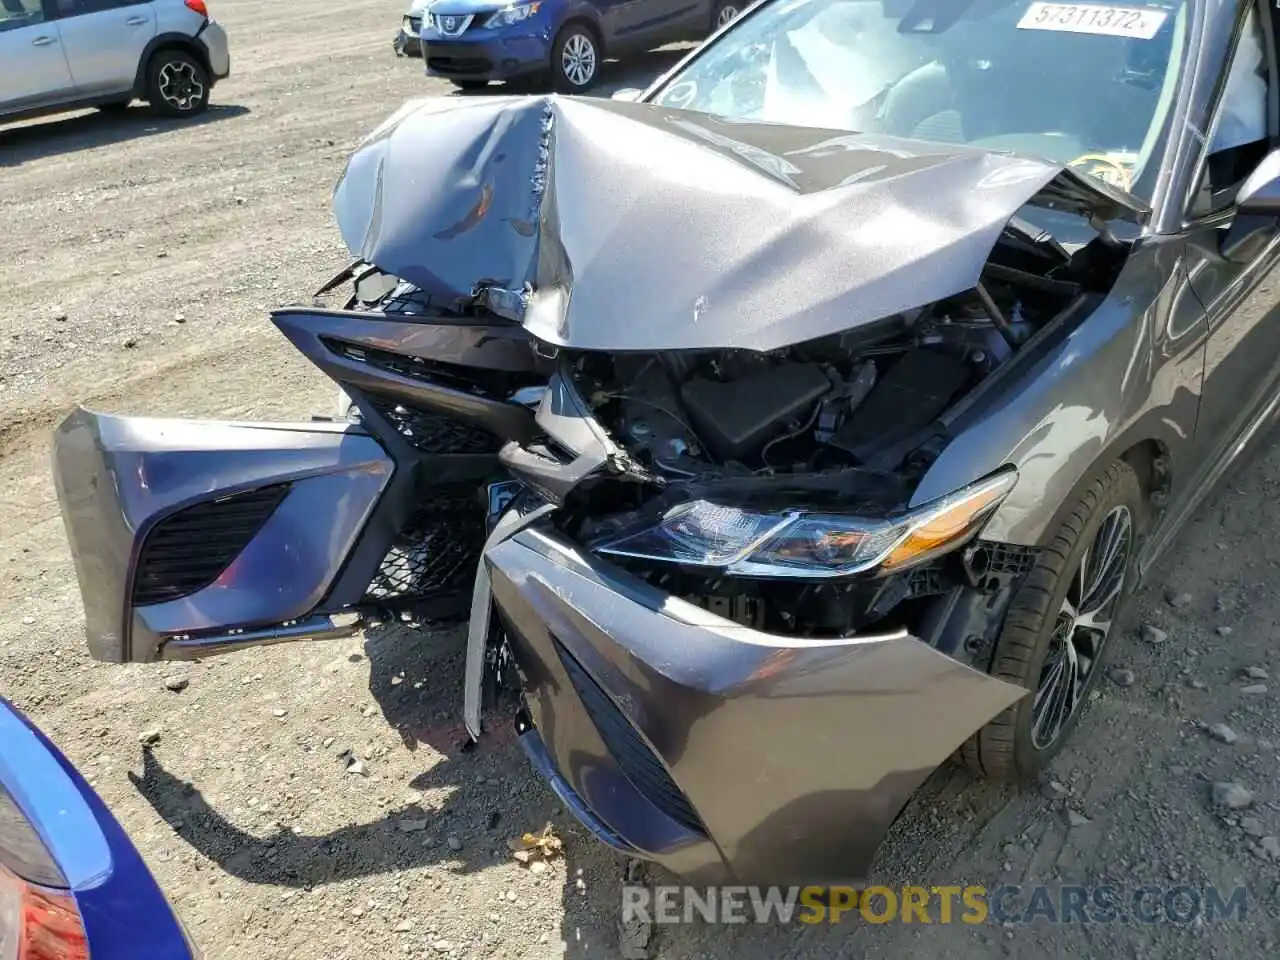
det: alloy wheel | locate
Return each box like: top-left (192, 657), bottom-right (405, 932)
top-left (716, 3), bottom-right (740, 26)
top-left (1031, 504), bottom-right (1132, 750)
top-left (561, 33), bottom-right (597, 88)
top-left (158, 60), bottom-right (205, 112)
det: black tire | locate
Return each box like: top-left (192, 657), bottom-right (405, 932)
top-left (450, 79), bottom-right (490, 91)
top-left (711, 0), bottom-right (742, 30)
top-left (145, 49), bottom-right (210, 118)
top-left (961, 460), bottom-right (1145, 781)
top-left (551, 22), bottom-right (601, 93)
top-left (96, 100), bottom-right (132, 114)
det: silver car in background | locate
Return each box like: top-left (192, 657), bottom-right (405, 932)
top-left (0, 0), bottom-right (230, 122)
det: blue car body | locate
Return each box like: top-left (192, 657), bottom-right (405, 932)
top-left (0, 699), bottom-right (195, 959)
top-left (419, 0), bottom-right (722, 84)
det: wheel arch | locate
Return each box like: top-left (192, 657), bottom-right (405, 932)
top-left (556, 11), bottom-right (606, 56)
top-left (133, 34), bottom-right (212, 96)
top-left (1032, 429), bottom-right (1175, 555)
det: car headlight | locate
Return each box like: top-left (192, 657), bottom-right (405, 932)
top-left (593, 469), bottom-right (1018, 578)
top-left (484, 1), bottom-right (540, 28)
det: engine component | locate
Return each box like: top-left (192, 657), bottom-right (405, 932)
top-left (815, 361), bottom-right (877, 444)
top-left (832, 350), bottom-right (971, 461)
top-left (679, 362), bottom-right (832, 462)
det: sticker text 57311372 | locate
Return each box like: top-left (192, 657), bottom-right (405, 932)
top-left (1016, 2), bottom-right (1169, 40)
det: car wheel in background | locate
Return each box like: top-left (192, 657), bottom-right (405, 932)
top-left (146, 49), bottom-right (211, 118)
top-left (961, 459), bottom-right (1145, 780)
top-left (712, 0), bottom-right (742, 28)
top-left (450, 79), bottom-right (491, 91)
top-left (552, 22), bottom-right (600, 93)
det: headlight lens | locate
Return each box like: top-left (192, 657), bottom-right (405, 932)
top-left (485, 1), bottom-right (540, 27)
top-left (594, 469), bottom-right (1018, 578)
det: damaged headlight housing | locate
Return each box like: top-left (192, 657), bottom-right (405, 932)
top-left (485, 1), bottom-right (540, 27)
top-left (594, 469), bottom-right (1017, 578)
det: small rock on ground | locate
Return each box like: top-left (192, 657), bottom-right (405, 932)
top-left (1243, 666), bottom-right (1269, 680)
top-left (1211, 781), bottom-right (1254, 810)
top-left (163, 677), bottom-right (188, 692)
top-left (1207, 722), bottom-right (1239, 744)
top-left (1041, 780), bottom-right (1071, 800)
top-left (1241, 684), bottom-right (1268, 695)
top-left (1165, 590), bottom-right (1193, 609)
top-left (1141, 624), bottom-right (1168, 644)
top-left (1109, 668), bottom-right (1135, 688)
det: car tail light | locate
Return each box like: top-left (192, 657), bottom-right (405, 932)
top-left (0, 787), bottom-right (89, 960)
top-left (184, 0), bottom-right (209, 16)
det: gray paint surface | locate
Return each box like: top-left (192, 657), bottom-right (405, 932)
top-left (333, 94), bottom-right (1139, 353)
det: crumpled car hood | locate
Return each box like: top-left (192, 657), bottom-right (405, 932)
top-left (334, 95), bottom-right (1145, 353)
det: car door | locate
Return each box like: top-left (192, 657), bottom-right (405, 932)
top-left (1182, 3), bottom-right (1280, 474)
top-left (0, 0), bottom-right (76, 112)
top-left (604, 0), bottom-right (703, 48)
top-left (52, 0), bottom-right (157, 98)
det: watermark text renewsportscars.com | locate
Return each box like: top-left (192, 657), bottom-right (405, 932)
top-left (622, 884), bottom-right (1249, 926)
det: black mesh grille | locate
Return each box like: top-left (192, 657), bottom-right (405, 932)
top-left (324, 338), bottom-right (540, 399)
top-left (556, 643), bottom-right (705, 835)
top-left (133, 485), bottom-right (289, 606)
top-left (368, 398), bottom-right (502, 456)
top-left (365, 487), bottom-right (485, 601)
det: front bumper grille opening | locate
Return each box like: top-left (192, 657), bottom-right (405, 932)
top-left (368, 397), bottom-right (503, 455)
top-left (324, 338), bottom-right (543, 400)
top-left (133, 485), bottom-right (290, 606)
top-left (427, 57), bottom-right (492, 75)
top-left (555, 643), bottom-right (706, 835)
top-left (364, 487), bottom-right (485, 601)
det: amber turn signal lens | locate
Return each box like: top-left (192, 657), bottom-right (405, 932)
top-left (879, 481), bottom-right (1011, 573)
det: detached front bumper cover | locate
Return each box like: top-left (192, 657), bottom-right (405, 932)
top-left (486, 526), bottom-right (1027, 884)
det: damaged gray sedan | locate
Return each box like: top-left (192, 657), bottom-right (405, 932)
top-left (52, 0), bottom-right (1280, 883)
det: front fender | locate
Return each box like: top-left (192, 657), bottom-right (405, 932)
top-left (914, 242), bottom-right (1204, 546)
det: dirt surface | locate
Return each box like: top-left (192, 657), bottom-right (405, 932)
top-left (1, 2), bottom-right (1278, 957)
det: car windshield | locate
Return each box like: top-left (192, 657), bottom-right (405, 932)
top-left (651, 0), bottom-right (1189, 199)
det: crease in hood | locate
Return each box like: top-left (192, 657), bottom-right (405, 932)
top-left (333, 95), bottom-right (1146, 353)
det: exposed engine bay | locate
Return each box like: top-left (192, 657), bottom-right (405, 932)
top-left (570, 220), bottom-right (1105, 486)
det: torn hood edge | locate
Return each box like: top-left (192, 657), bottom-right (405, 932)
top-left (1032, 165), bottom-right (1150, 224)
top-left (333, 96), bottom-right (1149, 354)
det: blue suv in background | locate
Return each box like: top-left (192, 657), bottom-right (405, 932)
top-left (406, 0), bottom-right (743, 92)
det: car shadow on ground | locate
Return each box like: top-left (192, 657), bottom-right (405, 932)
top-left (129, 618), bottom-right (634, 958)
top-left (442, 46), bottom-right (690, 100)
top-left (0, 103), bottom-right (249, 167)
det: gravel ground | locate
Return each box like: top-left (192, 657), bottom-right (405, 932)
top-left (2, 2), bottom-right (1278, 957)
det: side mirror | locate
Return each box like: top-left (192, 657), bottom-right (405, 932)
top-left (610, 88), bottom-right (644, 102)
top-left (1222, 147), bottom-right (1280, 261)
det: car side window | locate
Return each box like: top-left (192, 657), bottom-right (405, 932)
top-left (55, 0), bottom-right (147, 14)
top-left (0, 0), bottom-right (45, 33)
top-left (1188, 5), bottom-right (1272, 217)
